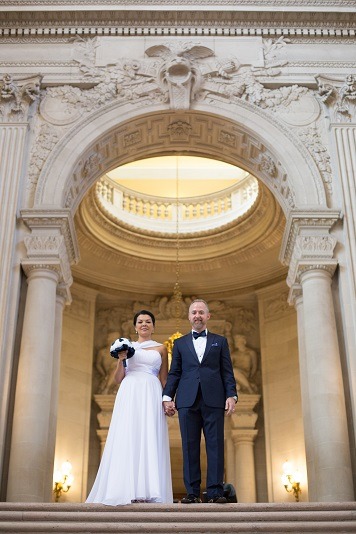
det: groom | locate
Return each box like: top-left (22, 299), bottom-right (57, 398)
top-left (163, 299), bottom-right (237, 503)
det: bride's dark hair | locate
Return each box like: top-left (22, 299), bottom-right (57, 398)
top-left (133, 309), bottom-right (156, 326)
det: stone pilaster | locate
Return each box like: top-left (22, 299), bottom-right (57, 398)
top-left (6, 211), bottom-right (78, 502)
top-left (282, 210), bottom-right (354, 502)
top-left (0, 75), bottom-right (41, 491)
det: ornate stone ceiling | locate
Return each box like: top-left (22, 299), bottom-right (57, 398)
top-left (73, 175), bottom-right (287, 298)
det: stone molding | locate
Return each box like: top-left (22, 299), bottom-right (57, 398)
top-left (20, 209), bottom-right (80, 295)
top-left (1, 7), bottom-right (356, 40)
top-left (0, 74), bottom-right (41, 123)
top-left (316, 74), bottom-right (356, 123)
top-left (76, 185), bottom-right (284, 266)
top-left (21, 209), bottom-right (80, 264)
top-left (279, 209), bottom-right (341, 288)
top-left (53, 107), bottom-right (299, 213)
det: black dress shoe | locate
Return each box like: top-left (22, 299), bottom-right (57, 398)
top-left (181, 494), bottom-right (202, 504)
top-left (208, 496), bottom-right (228, 503)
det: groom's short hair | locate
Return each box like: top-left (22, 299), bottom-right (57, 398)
top-left (190, 299), bottom-right (209, 312)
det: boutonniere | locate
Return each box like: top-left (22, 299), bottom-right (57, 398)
top-left (211, 342), bottom-right (219, 347)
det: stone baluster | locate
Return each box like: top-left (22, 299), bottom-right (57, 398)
top-left (6, 211), bottom-right (78, 502)
top-left (284, 210), bottom-right (354, 501)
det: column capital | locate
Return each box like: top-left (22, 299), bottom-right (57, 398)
top-left (279, 209), bottom-right (341, 288)
top-left (20, 209), bottom-right (79, 301)
top-left (316, 74), bottom-right (356, 124)
top-left (0, 74), bottom-right (42, 123)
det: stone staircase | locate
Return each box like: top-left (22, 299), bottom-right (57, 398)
top-left (0, 502), bottom-right (356, 533)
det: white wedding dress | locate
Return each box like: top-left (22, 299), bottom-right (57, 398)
top-left (86, 341), bottom-right (173, 505)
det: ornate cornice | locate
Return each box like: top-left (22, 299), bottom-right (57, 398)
top-left (279, 209), bottom-right (342, 267)
top-left (0, 9), bottom-right (356, 39)
top-left (20, 209), bottom-right (80, 265)
top-left (279, 210), bottom-right (341, 287)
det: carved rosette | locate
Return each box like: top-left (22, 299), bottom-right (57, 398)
top-left (20, 210), bottom-right (80, 300)
top-left (316, 74), bottom-right (356, 124)
top-left (279, 210), bottom-right (341, 302)
top-left (0, 74), bottom-right (41, 123)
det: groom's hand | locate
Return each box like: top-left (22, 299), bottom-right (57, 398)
top-left (225, 397), bottom-right (236, 416)
top-left (163, 400), bottom-right (176, 417)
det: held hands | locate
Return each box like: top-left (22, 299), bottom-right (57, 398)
top-left (225, 397), bottom-right (236, 416)
top-left (163, 400), bottom-right (176, 417)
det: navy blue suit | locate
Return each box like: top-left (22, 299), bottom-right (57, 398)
top-left (163, 331), bottom-right (237, 499)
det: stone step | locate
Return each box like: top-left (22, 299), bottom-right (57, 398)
top-left (0, 502), bottom-right (355, 533)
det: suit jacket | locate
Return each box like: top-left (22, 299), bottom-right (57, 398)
top-left (163, 331), bottom-right (237, 409)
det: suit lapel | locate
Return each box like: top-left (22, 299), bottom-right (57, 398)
top-left (201, 332), bottom-right (214, 363)
top-left (184, 333), bottom-right (200, 361)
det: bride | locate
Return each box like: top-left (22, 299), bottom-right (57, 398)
top-left (86, 310), bottom-right (173, 505)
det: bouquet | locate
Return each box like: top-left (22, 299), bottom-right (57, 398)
top-left (110, 337), bottom-right (135, 367)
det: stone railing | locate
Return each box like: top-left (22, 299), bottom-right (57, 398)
top-left (95, 174), bottom-right (258, 234)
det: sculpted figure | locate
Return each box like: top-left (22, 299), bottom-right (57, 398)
top-left (95, 331), bottom-right (121, 394)
top-left (231, 335), bottom-right (258, 394)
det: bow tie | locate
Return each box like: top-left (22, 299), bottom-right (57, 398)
top-left (193, 330), bottom-right (207, 339)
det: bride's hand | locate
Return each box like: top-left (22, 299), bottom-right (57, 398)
top-left (118, 350), bottom-right (128, 362)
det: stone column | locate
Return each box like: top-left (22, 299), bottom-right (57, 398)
top-left (294, 290), bottom-right (314, 501)
top-left (230, 394), bottom-right (260, 503)
top-left (301, 268), bottom-right (353, 501)
top-left (0, 75), bottom-right (41, 491)
top-left (7, 211), bottom-right (78, 502)
top-left (44, 289), bottom-right (68, 500)
top-left (283, 210), bottom-right (354, 501)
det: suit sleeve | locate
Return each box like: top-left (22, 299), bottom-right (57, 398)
top-left (220, 337), bottom-right (238, 400)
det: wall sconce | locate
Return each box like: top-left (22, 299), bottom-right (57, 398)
top-left (281, 460), bottom-right (301, 502)
top-left (53, 460), bottom-right (74, 502)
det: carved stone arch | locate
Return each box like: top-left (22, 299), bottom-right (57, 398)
top-left (34, 100), bottom-right (327, 214)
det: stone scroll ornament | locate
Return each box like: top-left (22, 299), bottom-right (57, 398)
top-left (110, 337), bottom-right (135, 367)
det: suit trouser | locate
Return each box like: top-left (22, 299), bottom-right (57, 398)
top-left (178, 386), bottom-right (225, 499)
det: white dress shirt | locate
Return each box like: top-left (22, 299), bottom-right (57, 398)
top-left (192, 329), bottom-right (207, 363)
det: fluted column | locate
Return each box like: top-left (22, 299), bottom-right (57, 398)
top-left (316, 75), bottom-right (356, 451)
top-left (0, 75), bottom-right (41, 490)
top-left (7, 211), bottom-right (78, 502)
top-left (283, 210), bottom-right (354, 501)
top-left (230, 395), bottom-right (260, 503)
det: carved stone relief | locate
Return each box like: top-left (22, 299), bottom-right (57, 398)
top-left (0, 74), bottom-right (41, 122)
top-left (19, 37), bottom-right (332, 213)
top-left (316, 74), bottom-right (356, 123)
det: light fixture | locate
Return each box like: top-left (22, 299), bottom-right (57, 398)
top-left (165, 156), bottom-right (183, 360)
top-left (53, 460), bottom-right (74, 502)
top-left (281, 460), bottom-right (302, 502)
